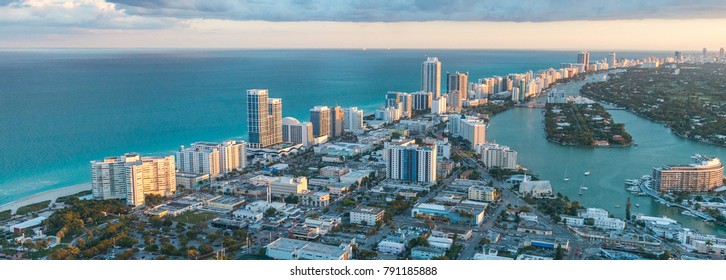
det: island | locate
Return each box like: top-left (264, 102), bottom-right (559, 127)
top-left (580, 63), bottom-right (726, 146)
top-left (544, 102), bottom-right (633, 147)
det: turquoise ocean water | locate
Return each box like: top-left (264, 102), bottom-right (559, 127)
top-left (0, 49), bottom-right (672, 205)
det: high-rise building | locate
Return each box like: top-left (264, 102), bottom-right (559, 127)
top-left (91, 153), bottom-right (176, 206)
top-left (385, 92), bottom-right (401, 108)
top-left (422, 57), bottom-right (442, 99)
top-left (176, 145), bottom-right (221, 177)
top-left (447, 72), bottom-right (468, 101)
top-left (247, 89), bottom-right (282, 148)
top-left (343, 107), bottom-right (364, 132)
top-left (126, 155), bottom-right (176, 206)
top-left (447, 90), bottom-right (462, 112)
top-left (479, 143), bottom-right (518, 170)
top-left (188, 141), bottom-right (246, 174)
top-left (282, 117), bottom-right (314, 147)
top-left (431, 96), bottom-right (447, 115)
top-left (460, 120), bottom-right (487, 147)
top-left (399, 93), bottom-right (413, 118)
top-left (652, 155), bottom-right (724, 193)
top-left (268, 98), bottom-right (283, 145)
top-left (577, 51), bottom-right (590, 71)
top-left (91, 153), bottom-right (141, 201)
top-left (608, 52), bottom-right (617, 68)
top-left (720, 48), bottom-right (725, 58)
top-left (675, 51), bottom-right (684, 61)
top-left (449, 114), bottom-right (486, 147)
top-left (330, 105), bottom-right (345, 137)
top-left (703, 48), bottom-right (708, 57)
top-left (310, 106), bottom-right (331, 137)
top-left (411, 91), bottom-right (432, 110)
top-left (384, 142), bottom-right (437, 183)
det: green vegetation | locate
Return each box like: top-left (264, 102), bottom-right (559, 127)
top-left (544, 103), bottom-right (632, 147)
top-left (15, 200), bottom-right (51, 215)
top-left (526, 194), bottom-right (584, 222)
top-left (45, 198), bottom-right (130, 239)
top-left (55, 190), bottom-right (92, 203)
top-left (0, 210), bottom-right (11, 221)
top-left (581, 64), bottom-right (726, 146)
top-left (171, 211), bottom-right (215, 225)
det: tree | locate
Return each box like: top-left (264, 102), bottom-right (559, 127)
top-left (554, 244), bottom-right (564, 260)
top-left (187, 248), bottom-right (199, 260)
top-left (264, 207), bottom-right (277, 217)
top-left (625, 197), bottom-right (632, 220)
top-left (199, 243), bottom-right (214, 255)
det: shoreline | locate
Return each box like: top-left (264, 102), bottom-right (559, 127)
top-left (0, 183), bottom-right (91, 215)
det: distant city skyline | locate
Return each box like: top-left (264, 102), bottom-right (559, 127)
top-left (1, 0), bottom-right (726, 50)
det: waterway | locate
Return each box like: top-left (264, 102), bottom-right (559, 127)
top-left (487, 73), bottom-right (726, 236)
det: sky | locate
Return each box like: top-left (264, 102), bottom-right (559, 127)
top-left (1, 0), bottom-right (726, 50)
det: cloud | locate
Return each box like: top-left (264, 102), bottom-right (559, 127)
top-left (0, 0), bottom-right (179, 30)
top-left (107, 0), bottom-right (726, 22)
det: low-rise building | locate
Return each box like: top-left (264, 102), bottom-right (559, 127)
top-left (205, 196), bottom-right (245, 211)
top-left (468, 185), bottom-right (500, 202)
top-left (427, 236), bottom-right (453, 250)
top-left (270, 176), bottom-right (308, 199)
top-left (518, 212), bottom-right (538, 222)
top-left (411, 203), bottom-right (485, 226)
top-left (516, 221), bottom-right (553, 236)
top-left (175, 172), bottom-right (210, 189)
top-left (377, 239), bottom-right (406, 255)
top-left (560, 215), bottom-right (585, 227)
top-left (518, 181), bottom-right (553, 198)
top-left (350, 206), bottom-right (385, 226)
top-left (266, 238), bottom-right (352, 260)
top-left (299, 191), bottom-right (330, 207)
top-left (411, 246), bottom-right (446, 260)
top-left (319, 166), bottom-right (350, 178)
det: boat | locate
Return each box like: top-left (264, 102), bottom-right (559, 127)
top-left (579, 185), bottom-right (587, 195)
top-left (563, 169), bottom-right (570, 182)
top-left (584, 171), bottom-right (591, 176)
top-left (614, 205), bottom-right (621, 208)
top-left (635, 204), bottom-right (640, 207)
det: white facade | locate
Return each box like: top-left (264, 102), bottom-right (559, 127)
top-left (460, 120), bottom-right (486, 147)
top-left (479, 143), bottom-right (518, 170)
top-left (343, 107), bottom-right (364, 132)
top-left (411, 247), bottom-right (446, 260)
top-left (350, 206), bottom-right (384, 226)
top-left (422, 57), bottom-right (442, 99)
top-left (431, 96), bottom-right (447, 115)
top-left (282, 117), bottom-right (314, 147)
top-left (190, 141), bottom-right (246, 174)
top-left (468, 185), bottom-right (498, 202)
top-left (377, 240), bottom-right (406, 255)
top-left (266, 238), bottom-right (351, 260)
top-left (519, 181), bottom-right (553, 198)
top-left (175, 145), bottom-right (220, 177)
top-left (91, 153), bottom-right (176, 206)
top-left (384, 143), bottom-right (437, 183)
top-left (269, 176), bottom-right (308, 198)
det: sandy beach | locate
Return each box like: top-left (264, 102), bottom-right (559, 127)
top-left (0, 183), bottom-right (92, 215)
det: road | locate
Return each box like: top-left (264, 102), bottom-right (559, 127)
top-left (454, 150), bottom-right (596, 260)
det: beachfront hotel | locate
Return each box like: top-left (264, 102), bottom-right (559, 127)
top-left (246, 89), bottom-right (283, 148)
top-left (175, 140), bottom-right (247, 177)
top-left (652, 155), bottom-right (725, 192)
top-left (310, 105), bottom-right (331, 137)
top-left (91, 153), bottom-right (176, 206)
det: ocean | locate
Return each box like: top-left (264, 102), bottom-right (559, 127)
top-left (0, 49), bottom-right (672, 205)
